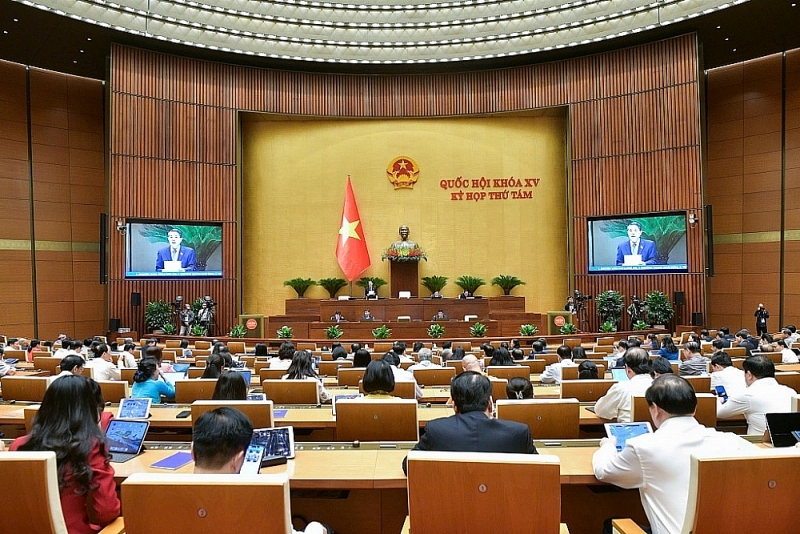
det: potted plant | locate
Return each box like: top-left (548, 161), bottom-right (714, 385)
top-left (283, 277), bottom-right (317, 298)
top-left (325, 325), bottom-right (343, 339)
top-left (372, 324), bottom-right (392, 339)
top-left (318, 277), bottom-right (348, 299)
top-left (421, 275), bottom-right (448, 296)
top-left (162, 323), bottom-right (176, 335)
top-left (470, 322), bottom-right (488, 338)
top-left (645, 290), bottom-right (675, 328)
top-left (145, 300), bottom-right (172, 332)
top-left (560, 323), bottom-right (579, 335)
top-left (455, 275), bottom-right (486, 296)
top-left (491, 275), bottom-right (526, 295)
top-left (191, 324), bottom-right (206, 336)
top-left (427, 324), bottom-right (445, 339)
top-left (276, 326), bottom-right (294, 339)
top-left (596, 290), bottom-right (625, 329)
top-left (229, 324), bottom-right (247, 338)
top-left (519, 324), bottom-right (539, 337)
top-left (356, 277), bottom-right (387, 295)
top-left (599, 321), bottom-right (616, 333)
top-left (633, 320), bottom-right (650, 331)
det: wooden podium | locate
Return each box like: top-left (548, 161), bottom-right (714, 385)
top-left (389, 261), bottom-right (419, 298)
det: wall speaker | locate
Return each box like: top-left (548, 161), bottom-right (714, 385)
top-left (109, 318), bottom-right (121, 332)
top-left (674, 291), bottom-right (685, 306)
top-left (692, 312), bottom-right (703, 326)
top-left (131, 292), bottom-right (141, 307)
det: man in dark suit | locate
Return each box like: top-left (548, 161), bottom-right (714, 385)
top-left (155, 228), bottom-right (196, 271)
top-left (402, 372), bottom-right (536, 474)
top-left (615, 221), bottom-right (657, 266)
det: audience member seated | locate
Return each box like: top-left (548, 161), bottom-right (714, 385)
top-left (716, 355), bottom-right (798, 434)
top-left (594, 348), bottom-right (653, 422)
top-left (144, 346), bottom-right (175, 374)
top-left (461, 355), bottom-right (484, 374)
top-left (117, 342), bottom-right (137, 368)
top-left (202, 354), bottom-right (226, 379)
top-left (506, 376), bottom-right (533, 399)
top-left (254, 343), bottom-right (269, 357)
top-left (269, 341), bottom-right (295, 370)
top-left (488, 346), bottom-right (516, 367)
top-left (439, 341), bottom-right (453, 360)
top-left (709, 351), bottom-right (744, 395)
top-left (54, 355), bottom-right (86, 380)
top-left (777, 339), bottom-right (799, 363)
top-left (449, 347), bottom-right (466, 361)
top-left (192, 407), bottom-right (328, 534)
top-left (0, 347), bottom-right (16, 377)
top-left (407, 347), bottom-right (441, 372)
top-left (362, 359), bottom-right (396, 398)
top-left (87, 344), bottom-right (121, 381)
top-left (10, 375), bottom-right (120, 534)
top-left (283, 350), bottom-right (330, 402)
top-left (644, 333), bottom-right (661, 350)
top-left (481, 343), bottom-right (495, 361)
top-left (578, 360), bottom-right (599, 380)
top-left (352, 348), bottom-right (371, 368)
top-left (527, 340), bottom-right (545, 358)
top-left (392, 341), bottom-right (414, 363)
top-left (212, 372), bottom-right (249, 400)
top-left (382, 352), bottom-right (422, 399)
top-left (331, 346), bottom-right (348, 360)
top-left (540, 345), bottom-right (577, 384)
top-left (592, 375), bottom-right (756, 534)
top-left (658, 335), bottom-right (679, 360)
top-left (572, 346), bottom-right (588, 360)
top-left (734, 329), bottom-right (759, 356)
top-left (649, 356), bottom-right (674, 379)
top-left (131, 357), bottom-right (175, 404)
top-left (678, 342), bottom-right (710, 376)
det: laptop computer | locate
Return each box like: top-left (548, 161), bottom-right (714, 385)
top-left (162, 372), bottom-right (185, 387)
top-left (105, 419), bottom-right (150, 463)
top-left (117, 398), bottom-right (151, 419)
top-left (765, 412), bottom-right (800, 447)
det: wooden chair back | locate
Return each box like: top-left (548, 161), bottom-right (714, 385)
top-left (683, 375), bottom-right (711, 393)
top-left (194, 341), bottom-right (212, 350)
top-left (775, 372), bottom-right (800, 392)
top-left (191, 400), bottom-right (274, 429)
top-left (98, 380), bottom-right (130, 403)
top-left (726, 347), bottom-right (747, 358)
top-left (318, 360), bottom-right (352, 376)
top-left (164, 339), bottom-right (182, 348)
top-left (496, 399), bottom-right (580, 439)
top-left (33, 356), bottom-right (62, 376)
top-left (120, 473), bottom-right (290, 534)
top-left (121, 368), bottom-right (137, 385)
top-left (561, 365), bottom-right (579, 381)
top-left (187, 368), bottom-right (206, 379)
top-left (562, 338), bottom-right (583, 349)
top-left (445, 360), bottom-right (464, 374)
top-left (227, 341), bottom-right (246, 354)
top-left (193, 349), bottom-right (211, 358)
top-left (238, 356), bottom-right (255, 368)
top-left (486, 366), bottom-right (530, 381)
top-left (0, 451), bottom-right (67, 534)
top-left (592, 345), bottom-right (615, 354)
top-left (560, 379), bottom-right (617, 402)
top-left (452, 342), bottom-right (473, 352)
top-left (373, 342), bottom-right (393, 353)
top-left (297, 342), bottom-right (317, 351)
top-left (258, 368), bottom-right (287, 381)
top-left (596, 336), bottom-right (615, 346)
top-left (517, 359), bottom-right (547, 373)
top-left (161, 350), bottom-right (177, 362)
top-left (261, 379), bottom-right (320, 404)
top-left (489, 378), bottom-right (508, 404)
top-left (681, 451), bottom-right (800, 533)
top-left (174, 379), bottom-right (217, 403)
top-left (337, 367), bottom-right (367, 386)
top-left (406, 451), bottom-right (561, 534)
top-left (412, 367), bottom-right (456, 387)
top-left (357, 380), bottom-right (416, 399)
top-left (631, 393), bottom-right (717, 428)
top-left (538, 353), bottom-right (559, 364)
top-left (335, 398), bottom-right (418, 441)
top-left (24, 405), bottom-right (40, 432)
top-left (0, 376), bottom-right (49, 402)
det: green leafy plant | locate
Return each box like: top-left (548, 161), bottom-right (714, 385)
top-left (372, 324), bottom-right (392, 339)
top-left (283, 277), bottom-right (317, 298)
top-left (598, 216), bottom-right (686, 265)
top-left (427, 324), bottom-right (445, 339)
top-left (519, 324), bottom-right (539, 336)
top-left (421, 275), bottom-right (448, 295)
top-left (276, 326), bottom-right (294, 339)
top-left (491, 275), bottom-right (526, 295)
top-left (137, 223), bottom-right (222, 272)
top-left (190, 297), bottom-right (204, 323)
top-left (596, 290), bottom-right (625, 326)
top-left (356, 277), bottom-right (387, 291)
top-left (229, 324), bottom-right (247, 338)
top-left (599, 321), bottom-right (616, 333)
top-left (645, 290), bottom-right (675, 326)
top-left (470, 322), bottom-right (488, 337)
top-left (325, 325), bottom-right (343, 339)
top-left (161, 323), bottom-right (176, 335)
top-left (144, 300), bottom-right (172, 332)
top-left (191, 324), bottom-right (206, 336)
top-left (633, 320), bottom-right (650, 331)
top-left (560, 323), bottom-right (579, 335)
top-left (455, 275), bottom-right (486, 295)
top-left (318, 277), bottom-right (348, 299)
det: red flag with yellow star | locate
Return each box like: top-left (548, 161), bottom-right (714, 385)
top-left (336, 176), bottom-right (371, 281)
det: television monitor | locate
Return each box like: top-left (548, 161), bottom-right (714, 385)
top-left (587, 212), bottom-right (688, 274)
top-left (125, 220), bottom-right (223, 279)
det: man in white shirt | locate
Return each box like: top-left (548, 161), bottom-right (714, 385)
top-left (593, 375), bottom-right (756, 534)
top-left (382, 352), bottom-right (423, 399)
top-left (776, 339), bottom-right (799, 364)
top-left (117, 342), bottom-right (138, 368)
top-left (86, 344), bottom-right (121, 381)
top-left (0, 348), bottom-right (16, 377)
top-left (539, 345), bottom-right (578, 384)
top-left (407, 347), bottom-right (441, 373)
top-left (50, 355), bottom-right (86, 382)
top-left (391, 341), bottom-right (415, 364)
top-left (716, 355), bottom-right (798, 435)
top-left (594, 348), bottom-right (653, 422)
top-left (709, 352), bottom-right (746, 395)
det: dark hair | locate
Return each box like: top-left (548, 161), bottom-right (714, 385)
top-left (511, 348), bottom-right (524, 360)
top-left (578, 360), bottom-right (599, 379)
top-left (392, 341), bottom-right (407, 356)
top-left (743, 355), bottom-right (775, 379)
top-left (649, 356), bottom-right (674, 377)
top-left (711, 339), bottom-right (724, 350)
top-left (556, 345), bottom-right (573, 360)
top-left (736, 329), bottom-right (750, 339)
top-left (627, 221), bottom-right (643, 231)
top-left (628, 338), bottom-right (642, 347)
top-left (538, 337), bottom-right (548, 348)
top-left (212, 372), bottom-right (249, 400)
top-left (88, 377), bottom-right (106, 417)
top-left (441, 341), bottom-right (452, 350)
top-left (531, 341), bottom-right (544, 353)
top-left (645, 374), bottom-right (697, 416)
top-left (278, 342), bottom-right (295, 360)
top-left (123, 342), bottom-right (136, 352)
top-left (481, 344), bottom-right (495, 358)
top-left (572, 346), bottom-right (587, 360)
top-left (331, 346), bottom-right (348, 360)
top-left (350, 343), bottom-right (361, 353)
top-left (144, 345), bottom-right (163, 363)
top-left (710, 352), bottom-right (732, 368)
top-left (285, 350), bottom-right (319, 380)
top-left (362, 360), bottom-right (395, 394)
top-left (683, 341), bottom-right (701, 354)
top-left (167, 227), bottom-right (183, 237)
top-left (450, 347), bottom-right (466, 361)
top-left (60, 354), bottom-right (85, 373)
top-left (506, 377), bottom-right (533, 399)
top-left (510, 339), bottom-right (521, 350)
top-left (647, 333), bottom-right (661, 350)
top-left (617, 340), bottom-right (629, 351)
top-left (660, 336), bottom-right (677, 353)
top-left (18, 375), bottom-right (107, 493)
top-left (92, 343), bottom-right (109, 359)
top-left (192, 407), bottom-right (253, 470)
top-left (382, 352), bottom-right (401, 367)
top-left (134, 358), bottom-right (159, 383)
top-left (353, 349), bottom-right (372, 368)
top-left (623, 348), bottom-right (651, 375)
top-left (211, 342), bottom-right (226, 354)
top-left (254, 343), bottom-right (269, 357)
top-left (412, 341), bottom-right (424, 353)
top-left (202, 354), bottom-right (225, 379)
top-left (489, 347), bottom-right (514, 367)
top-left (451, 372), bottom-right (492, 413)
top-left (720, 326), bottom-right (730, 335)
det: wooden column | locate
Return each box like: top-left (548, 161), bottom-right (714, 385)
top-left (389, 262), bottom-right (419, 298)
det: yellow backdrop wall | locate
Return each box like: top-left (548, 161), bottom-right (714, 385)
top-left (241, 112), bottom-right (568, 317)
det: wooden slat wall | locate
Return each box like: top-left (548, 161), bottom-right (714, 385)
top-left (109, 34), bottom-right (704, 334)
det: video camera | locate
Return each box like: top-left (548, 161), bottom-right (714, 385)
top-left (574, 290), bottom-right (593, 302)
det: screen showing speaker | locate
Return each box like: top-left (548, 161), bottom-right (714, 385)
top-left (587, 212), bottom-right (688, 274)
top-left (125, 220), bottom-right (223, 279)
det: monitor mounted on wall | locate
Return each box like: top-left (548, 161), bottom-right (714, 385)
top-left (124, 220), bottom-right (223, 279)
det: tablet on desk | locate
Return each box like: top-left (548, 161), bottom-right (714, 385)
top-left (118, 398), bottom-right (151, 419)
top-left (251, 427), bottom-right (295, 459)
top-left (605, 422), bottom-right (652, 452)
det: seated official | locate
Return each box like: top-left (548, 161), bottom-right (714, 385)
top-left (593, 375), bottom-right (755, 534)
top-left (594, 348), bottom-right (653, 422)
top-left (131, 357), bottom-right (175, 404)
top-left (360, 309), bottom-right (376, 321)
top-left (488, 346), bottom-right (517, 367)
top-left (403, 371), bottom-right (536, 474)
top-left (212, 372), bottom-right (249, 400)
top-left (458, 289), bottom-right (472, 299)
top-left (709, 351), bottom-right (744, 395)
top-left (432, 310), bottom-right (448, 321)
top-left (407, 347), bottom-right (441, 372)
top-left (506, 377), bottom-right (534, 399)
top-left (649, 356), bottom-right (674, 379)
top-left (578, 360), bottom-right (599, 380)
top-left (201, 354), bottom-right (225, 379)
top-left (192, 408), bottom-right (328, 534)
top-left (382, 352), bottom-right (423, 399)
top-left (330, 311), bottom-right (346, 323)
top-left (117, 342), bottom-right (137, 369)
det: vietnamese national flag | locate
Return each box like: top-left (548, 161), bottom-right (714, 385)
top-left (336, 176), bottom-right (371, 281)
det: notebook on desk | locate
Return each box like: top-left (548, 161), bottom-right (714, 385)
top-left (105, 419), bottom-right (150, 463)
